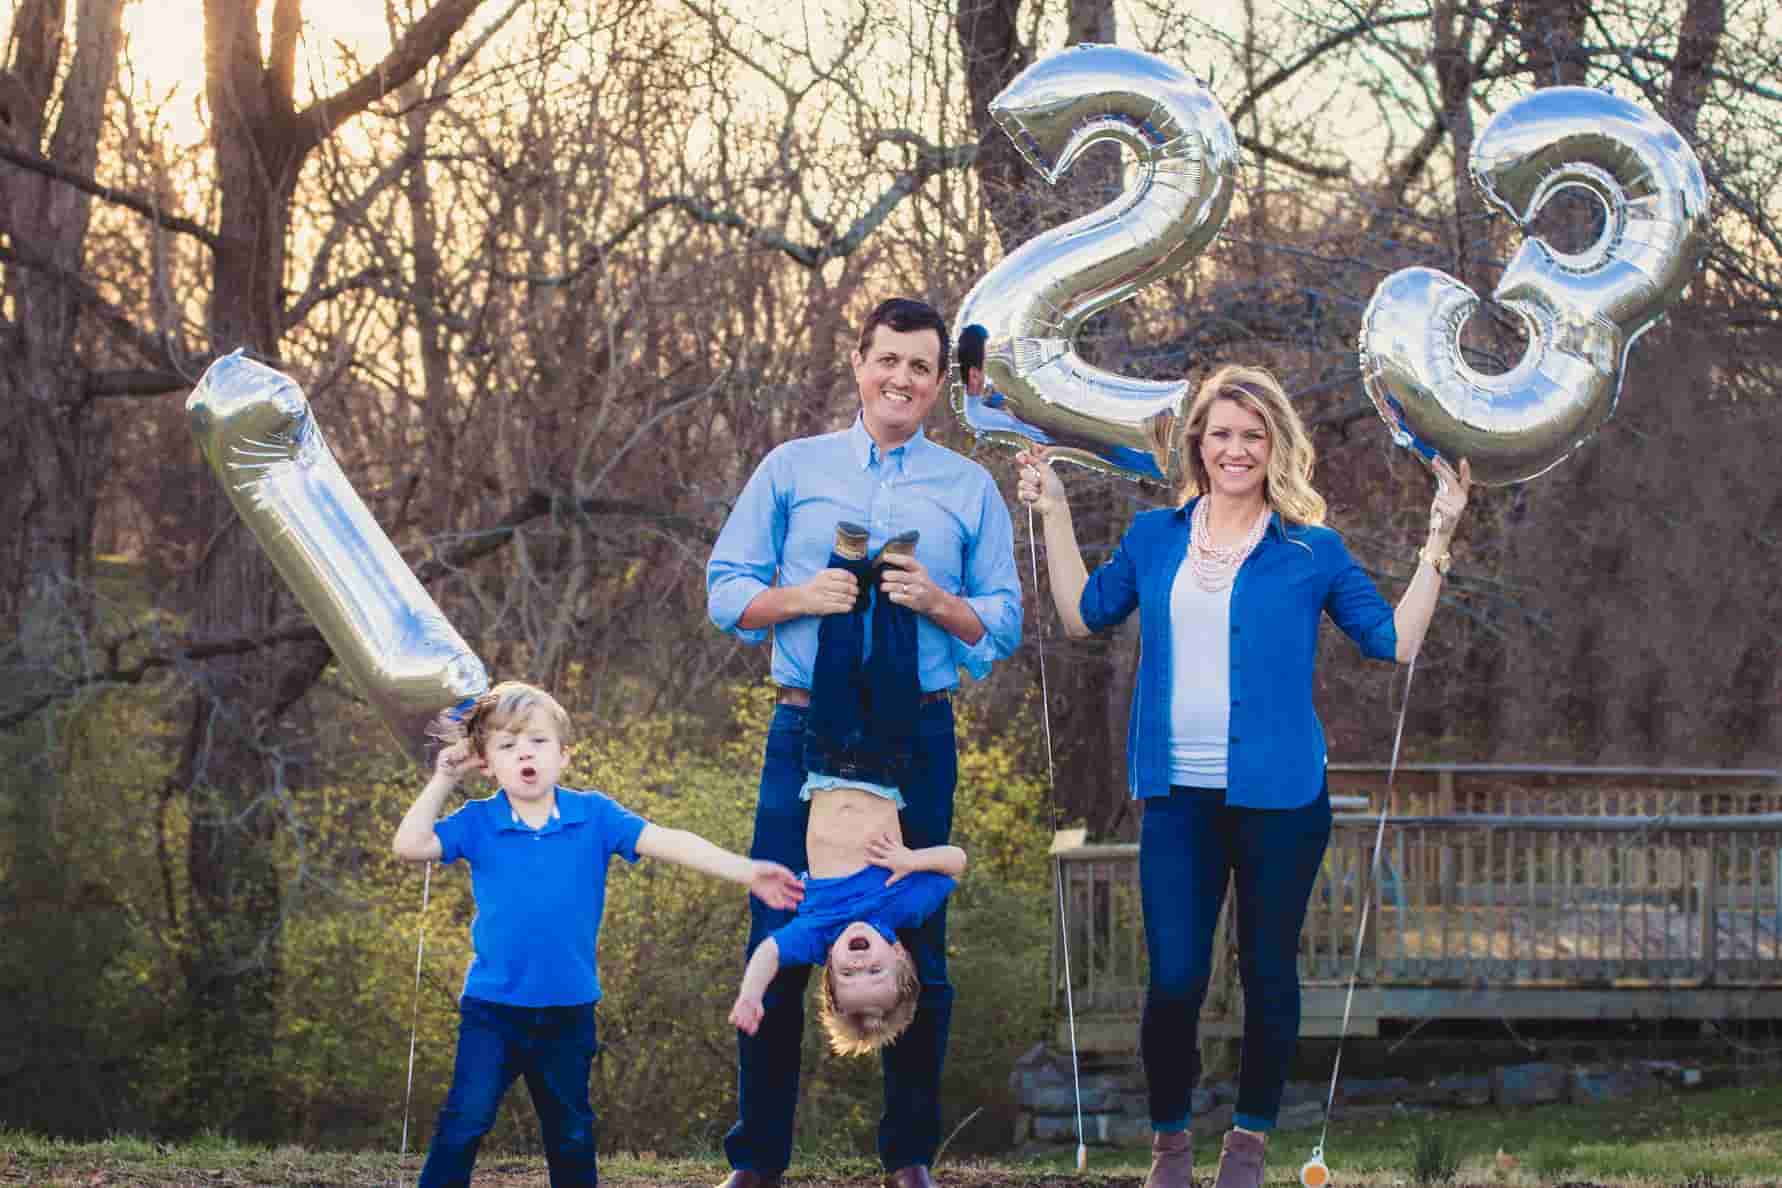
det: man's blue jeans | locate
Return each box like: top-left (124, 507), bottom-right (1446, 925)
top-left (419, 998), bottom-right (599, 1188)
top-left (1138, 784), bottom-right (1331, 1132)
top-left (726, 700), bottom-right (957, 1174)
top-left (803, 540), bottom-right (920, 786)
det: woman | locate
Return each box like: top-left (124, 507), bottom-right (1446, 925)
top-left (1016, 365), bottom-right (1469, 1188)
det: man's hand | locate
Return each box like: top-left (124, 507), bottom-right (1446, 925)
top-left (729, 992), bottom-right (766, 1035)
top-left (865, 831), bottom-right (919, 885)
top-left (878, 552), bottom-right (949, 617)
top-left (798, 568), bottom-right (859, 617)
top-left (748, 861), bottom-right (805, 910)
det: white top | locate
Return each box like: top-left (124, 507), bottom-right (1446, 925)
top-left (1167, 560), bottom-right (1233, 788)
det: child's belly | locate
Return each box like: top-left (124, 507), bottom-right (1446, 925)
top-left (806, 786), bottom-right (903, 879)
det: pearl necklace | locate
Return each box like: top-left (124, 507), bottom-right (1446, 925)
top-left (1189, 498), bottom-right (1269, 592)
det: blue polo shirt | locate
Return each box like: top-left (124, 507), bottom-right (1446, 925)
top-left (1081, 498), bottom-right (1398, 808)
top-left (434, 787), bottom-right (648, 1006)
top-left (770, 866), bottom-right (956, 967)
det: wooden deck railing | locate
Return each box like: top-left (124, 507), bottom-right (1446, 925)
top-left (1051, 765), bottom-right (1782, 1044)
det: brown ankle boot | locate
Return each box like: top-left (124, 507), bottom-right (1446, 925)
top-left (1212, 1127), bottom-right (1267, 1188)
top-left (833, 521), bottom-right (870, 561)
top-left (1143, 1129), bottom-right (1192, 1188)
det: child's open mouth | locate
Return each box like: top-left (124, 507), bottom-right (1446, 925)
top-left (520, 765), bottom-right (537, 780)
top-left (848, 936), bottom-right (870, 951)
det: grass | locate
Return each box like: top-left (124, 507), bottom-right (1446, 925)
top-left (3, 1084), bottom-right (1781, 1185)
top-left (1050, 1080), bottom-right (1782, 1186)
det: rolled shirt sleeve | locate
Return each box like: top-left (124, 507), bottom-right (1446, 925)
top-left (706, 447), bottom-right (788, 645)
top-left (1079, 514), bottom-right (1146, 633)
top-left (950, 482), bottom-right (1023, 679)
top-left (1324, 536), bottom-right (1399, 661)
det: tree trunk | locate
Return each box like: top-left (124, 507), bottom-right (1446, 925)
top-left (954, 0), bottom-right (1137, 835)
top-left (0, 0), bottom-right (125, 637)
top-left (164, 0), bottom-right (487, 1132)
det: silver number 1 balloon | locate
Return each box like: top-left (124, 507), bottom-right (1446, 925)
top-left (954, 43), bottom-right (1239, 485)
top-left (187, 352), bottom-right (489, 761)
top-left (1360, 86), bottom-right (1709, 485)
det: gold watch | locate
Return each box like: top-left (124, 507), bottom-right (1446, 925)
top-left (1419, 545), bottom-right (1452, 576)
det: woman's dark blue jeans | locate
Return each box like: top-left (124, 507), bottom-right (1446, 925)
top-left (802, 538), bottom-right (920, 786)
top-left (419, 997), bottom-right (599, 1188)
top-left (1138, 784), bottom-right (1331, 1132)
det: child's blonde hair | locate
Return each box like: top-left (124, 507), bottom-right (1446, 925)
top-left (817, 947), bottom-right (920, 1056)
top-left (433, 681), bottom-right (572, 758)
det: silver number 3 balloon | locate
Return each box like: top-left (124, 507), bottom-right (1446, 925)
top-left (954, 44), bottom-right (1239, 485)
top-left (1361, 86), bottom-right (1709, 486)
top-left (187, 352), bottom-right (489, 761)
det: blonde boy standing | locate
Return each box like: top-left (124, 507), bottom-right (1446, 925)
top-left (393, 681), bottom-right (803, 1188)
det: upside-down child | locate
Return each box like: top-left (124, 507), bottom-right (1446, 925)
top-left (727, 523), bottom-right (967, 1056)
top-left (393, 681), bottom-right (804, 1188)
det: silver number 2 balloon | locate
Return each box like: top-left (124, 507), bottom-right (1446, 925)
top-left (1360, 86), bottom-right (1708, 486)
top-left (954, 43), bottom-right (1239, 485)
top-left (187, 352), bottom-right (489, 761)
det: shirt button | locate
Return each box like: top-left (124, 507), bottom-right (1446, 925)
top-left (1231, 735), bottom-right (1240, 744)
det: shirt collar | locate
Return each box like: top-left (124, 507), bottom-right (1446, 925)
top-left (848, 415), bottom-right (927, 471)
top-left (495, 786), bottom-right (578, 833)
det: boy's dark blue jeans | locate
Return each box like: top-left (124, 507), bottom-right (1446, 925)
top-left (419, 997), bottom-right (599, 1188)
top-left (1138, 784), bottom-right (1331, 1132)
top-left (802, 540), bottom-right (920, 786)
top-left (727, 699), bottom-right (956, 1174)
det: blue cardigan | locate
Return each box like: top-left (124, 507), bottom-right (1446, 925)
top-left (1080, 498), bottom-right (1399, 808)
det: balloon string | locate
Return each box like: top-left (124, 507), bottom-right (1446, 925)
top-left (401, 860), bottom-right (434, 1183)
top-left (1027, 503), bottom-right (1088, 1169)
top-left (1316, 657), bottom-right (1414, 1160)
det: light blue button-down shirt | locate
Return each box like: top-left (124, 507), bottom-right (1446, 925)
top-left (707, 418), bottom-right (1022, 692)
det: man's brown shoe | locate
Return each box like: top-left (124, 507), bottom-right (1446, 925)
top-left (715, 1172), bottom-right (781, 1188)
top-left (884, 1165), bottom-right (935, 1188)
top-left (1143, 1129), bottom-right (1193, 1188)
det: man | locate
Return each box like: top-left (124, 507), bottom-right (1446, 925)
top-left (706, 298), bottom-right (1022, 1188)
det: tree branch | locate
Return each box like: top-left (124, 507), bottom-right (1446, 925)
top-left (498, 138), bottom-right (977, 282)
top-left (0, 143), bottom-right (221, 249)
top-left (0, 241), bottom-right (198, 385)
top-left (294, 0), bottom-right (487, 152)
top-left (1227, 9), bottom-right (1432, 125)
top-left (1237, 134), bottom-right (1348, 180)
top-left (84, 368), bottom-right (209, 398)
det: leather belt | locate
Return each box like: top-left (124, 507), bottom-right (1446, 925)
top-left (775, 685), bottom-right (950, 708)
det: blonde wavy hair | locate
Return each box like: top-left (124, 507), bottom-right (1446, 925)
top-left (432, 681), bottom-right (572, 759)
top-left (1177, 364), bottom-right (1326, 527)
top-left (817, 947), bottom-right (920, 1057)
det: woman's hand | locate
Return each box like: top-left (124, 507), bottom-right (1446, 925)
top-left (1428, 457), bottom-right (1472, 547)
top-left (1016, 447), bottom-right (1067, 518)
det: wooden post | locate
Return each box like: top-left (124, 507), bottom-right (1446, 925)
top-left (1699, 842), bottom-right (1718, 984)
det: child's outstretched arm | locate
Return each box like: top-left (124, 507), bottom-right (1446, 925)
top-left (635, 825), bottom-right (804, 910)
top-left (729, 937), bottom-right (782, 1035)
top-left (864, 832), bottom-right (967, 884)
top-left (393, 741), bottom-right (479, 862)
